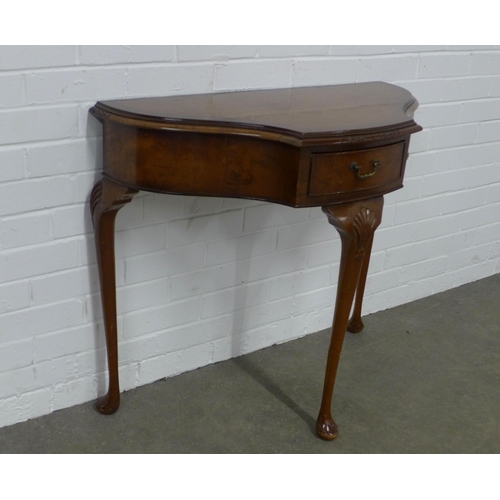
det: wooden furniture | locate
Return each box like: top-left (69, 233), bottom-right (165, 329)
top-left (89, 82), bottom-right (421, 440)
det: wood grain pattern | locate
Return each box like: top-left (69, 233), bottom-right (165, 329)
top-left (89, 83), bottom-right (421, 439)
top-left (90, 177), bottom-right (138, 415)
top-left (317, 197), bottom-right (384, 439)
top-left (92, 82), bottom-right (419, 139)
top-left (308, 142), bottom-right (405, 197)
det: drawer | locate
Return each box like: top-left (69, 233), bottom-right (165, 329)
top-left (308, 142), bottom-right (406, 197)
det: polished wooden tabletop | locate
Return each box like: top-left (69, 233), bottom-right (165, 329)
top-left (95, 82), bottom-right (419, 139)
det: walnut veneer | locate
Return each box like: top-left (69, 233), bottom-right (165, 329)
top-left (89, 82), bottom-right (421, 440)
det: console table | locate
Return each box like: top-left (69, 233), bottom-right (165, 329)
top-left (89, 82), bottom-right (421, 440)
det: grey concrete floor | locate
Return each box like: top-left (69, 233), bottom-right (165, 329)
top-left (0, 273), bottom-right (499, 453)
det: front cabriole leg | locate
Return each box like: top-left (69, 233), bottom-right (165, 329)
top-left (91, 177), bottom-right (139, 415)
top-left (316, 196), bottom-right (384, 440)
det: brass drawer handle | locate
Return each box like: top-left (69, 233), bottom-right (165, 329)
top-left (350, 158), bottom-right (381, 179)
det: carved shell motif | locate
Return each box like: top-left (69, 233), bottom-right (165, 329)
top-left (353, 207), bottom-right (378, 261)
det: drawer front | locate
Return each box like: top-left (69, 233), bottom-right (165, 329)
top-left (308, 142), bottom-right (405, 197)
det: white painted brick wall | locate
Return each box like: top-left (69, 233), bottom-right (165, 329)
top-left (0, 45), bottom-right (499, 429)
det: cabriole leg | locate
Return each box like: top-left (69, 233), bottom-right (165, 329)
top-left (91, 177), bottom-right (138, 415)
top-left (316, 197), bottom-right (384, 440)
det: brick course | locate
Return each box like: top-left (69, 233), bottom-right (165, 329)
top-left (0, 45), bottom-right (499, 428)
